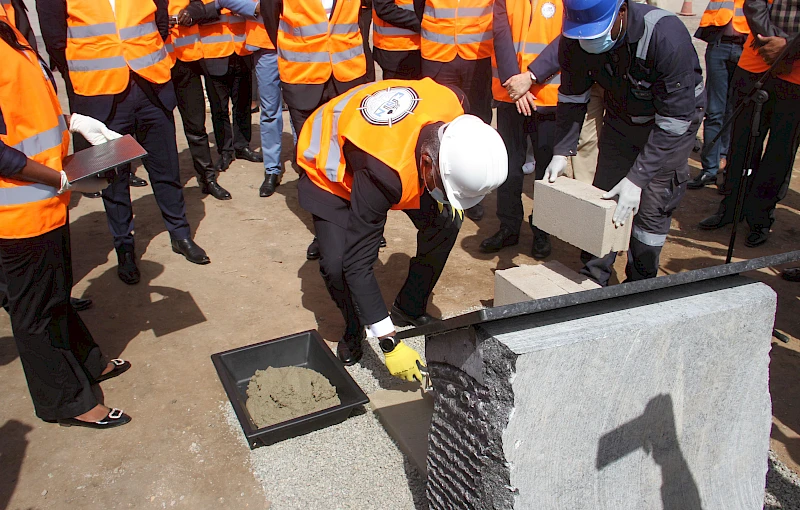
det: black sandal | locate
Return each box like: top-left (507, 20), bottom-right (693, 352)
top-left (58, 408), bottom-right (131, 429)
top-left (94, 359), bottom-right (131, 383)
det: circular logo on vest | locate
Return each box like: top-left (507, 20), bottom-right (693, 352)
top-left (359, 86), bottom-right (421, 127)
top-left (541, 2), bottom-right (556, 18)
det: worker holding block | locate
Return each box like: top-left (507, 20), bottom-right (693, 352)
top-left (542, 0), bottom-right (705, 286)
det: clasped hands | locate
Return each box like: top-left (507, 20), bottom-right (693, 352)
top-left (503, 72), bottom-right (537, 117)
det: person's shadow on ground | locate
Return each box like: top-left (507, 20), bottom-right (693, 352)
top-left (0, 419), bottom-right (34, 510)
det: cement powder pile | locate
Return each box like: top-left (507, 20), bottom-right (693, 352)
top-left (246, 366), bottom-right (340, 428)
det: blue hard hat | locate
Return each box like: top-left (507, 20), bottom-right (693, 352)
top-left (562, 0), bottom-right (625, 39)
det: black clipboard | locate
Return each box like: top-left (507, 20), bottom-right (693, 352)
top-left (62, 135), bottom-right (147, 183)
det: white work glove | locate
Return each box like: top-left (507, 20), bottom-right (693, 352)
top-left (69, 113), bottom-right (122, 146)
top-left (58, 170), bottom-right (111, 195)
top-left (602, 177), bottom-right (642, 228)
top-left (543, 155), bottom-right (568, 183)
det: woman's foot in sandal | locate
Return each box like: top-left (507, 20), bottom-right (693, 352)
top-left (58, 405), bottom-right (131, 429)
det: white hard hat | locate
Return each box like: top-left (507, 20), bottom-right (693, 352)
top-left (438, 115), bottom-right (508, 211)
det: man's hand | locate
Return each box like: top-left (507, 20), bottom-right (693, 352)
top-left (503, 72), bottom-right (533, 101)
top-left (602, 177), bottom-right (642, 228)
top-left (543, 155), bottom-right (568, 183)
top-left (69, 114), bottom-right (122, 146)
top-left (515, 91), bottom-right (537, 117)
top-left (756, 34), bottom-right (787, 65)
top-left (383, 341), bottom-right (424, 382)
top-left (177, 8), bottom-right (194, 26)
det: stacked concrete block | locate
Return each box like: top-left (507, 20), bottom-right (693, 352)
top-left (494, 261), bottom-right (601, 306)
top-left (532, 177), bottom-right (632, 257)
top-left (425, 277), bottom-right (775, 510)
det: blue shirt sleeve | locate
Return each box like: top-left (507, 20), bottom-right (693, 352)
top-left (216, 0), bottom-right (258, 17)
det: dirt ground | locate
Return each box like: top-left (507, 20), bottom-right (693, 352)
top-left (3, 21), bottom-right (800, 510)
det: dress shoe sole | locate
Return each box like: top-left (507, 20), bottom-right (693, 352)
top-left (118, 272), bottom-right (140, 285)
top-left (480, 239), bottom-right (519, 253)
top-left (745, 236), bottom-right (769, 248)
top-left (203, 188), bottom-right (233, 201)
top-left (172, 246), bottom-right (210, 265)
top-left (532, 247), bottom-right (552, 260)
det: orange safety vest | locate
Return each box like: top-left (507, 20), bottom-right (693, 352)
top-left (167, 0), bottom-right (206, 63)
top-left (297, 78), bottom-right (465, 210)
top-left (738, 32), bottom-right (800, 85)
top-left (421, 0), bottom-right (493, 63)
top-left (0, 1), bottom-right (14, 26)
top-left (698, 0), bottom-right (749, 34)
top-left (491, 0), bottom-right (561, 106)
top-left (245, 15), bottom-right (276, 51)
top-left (0, 26), bottom-right (71, 239)
top-left (65, 0), bottom-right (173, 97)
top-left (197, 9), bottom-right (251, 58)
top-left (372, 0), bottom-right (421, 52)
top-left (277, 0), bottom-right (366, 85)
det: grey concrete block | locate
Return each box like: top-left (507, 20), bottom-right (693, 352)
top-left (494, 261), bottom-right (601, 306)
top-left (532, 177), bottom-right (632, 257)
top-left (425, 277), bottom-right (775, 510)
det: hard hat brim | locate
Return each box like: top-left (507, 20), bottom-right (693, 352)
top-left (562, 15), bottom-right (615, 39)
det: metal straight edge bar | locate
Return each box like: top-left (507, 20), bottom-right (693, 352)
top-left (395, 250), bottom-right (800, 340)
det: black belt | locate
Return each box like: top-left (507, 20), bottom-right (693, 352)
top-left (720, 35), bottom-right (747, 45)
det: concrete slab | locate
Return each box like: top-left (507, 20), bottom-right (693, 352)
top-left (369, 383), bottom-right (434, 475)
top-left (425, 277), bottom-right (776, 509)
top-left (494, 261), bottom-right (601, 306)
top-left (532, 177), bottom-right (632, 257)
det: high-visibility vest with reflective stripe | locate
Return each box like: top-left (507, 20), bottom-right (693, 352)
top-left (245, 15), bottom-right (276, 51)
top-left (698, 0), bottom-right (749, 34)
top-left (278, 0), bottom-right (366, 85)
top-left (421, 0), bottom-right (494, 62)
top-left (739, 32), bottom-right (800, 85)
top-left (167, 0), bottom-right (206, 63)
top-left (198, 9), bottom-right (251, 58)
top-left (372, 0), bottom-right (420, 52)
top-left (0, 27), bottom-right (70, 239)
top-left (297, 78), bottom-right (465, 210)
top-left (65, 0), bottom-right (172, 96)
top-left (490, 0), bottom-right (561, 106)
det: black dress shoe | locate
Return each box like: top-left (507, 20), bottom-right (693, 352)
top-left (171, 238), bottom-right (210, 265)
top-left (259, 174), bottom-right (281, 197)
top-left (698, 212), bottom-right (733, 230)
top-left (58, 408), bottom-right (131, 429)
top-left (70, 297), bottom-right (93, 312)
top-left (235, 147), bottom-right (263, 163)
top-left (782, 267), bottom-right (800, 282)
top-left (307, 237), bottom-right (320, 260)
top-left (480, 226), bottom-right (519, 253)
top-left (379, 236), bottom-right (387, 248)
top-left (215, 152), bottom-right (235, 172)
top-left (116, 247), bottom-right (140, 285)
top-left (202, 180), bottom-right (232, 200)
top-left (94, 359), bottom-right (131, 383)
top-left (744, 225), bottom-right (770, 247)
top-left (687, 172), bottom-right (716, 189)
top-left (465, 203), bottom-right (484, 221)
top-left (129, 175), bottom-right (148, 187)
top-left (83, 192), bottom-right (102, 198)
top-left (391, 303), bottom-right (438, 328)
top-left (532, 229), bottom-right (552, 260)
top-left (336, 331), bottom-right (365, 366)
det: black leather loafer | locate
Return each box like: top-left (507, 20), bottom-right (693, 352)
top-left (116, 247), bottom-right (140, 285)
top-left (259, 174), bottom-right (281, 197)
top-left (202, 181), bottom-right (232, 200)
top-left (171, 238), bottom-right (210, 265)
top-left (698, 213), bottom-right (733, 230)
top-left (687, 172), bottom-right (716, 189)
top-left (465, 203), bottom-right (484, 221)
top-left (336, 332), bottom-right (364, 366)
top-left (70, 297), bottom-right (93, 312)
top-left (379, 236), bottom-right (387, 248)
top-left (745, 225), bottom-right (770, 247)
top-left (782, 268), bottom-right (800, 282)
top-left (532, 228), bottom-right (552, 260)
top-left (391, 303), bottom-right (438, 328)
top-left (58, 408), bottom-right (131, 429)
top-left (129, 175), bottom-right (148, 187)
top-left (307, 238), bottom-right (320, 260)
top-left (215, 152), bottom-right (235, 172)
top-left (480, 226), bottom-right (519, 253)
top-left (235, 147), bottom-right (263, 163)
top-left (94, 359), bottom-right (131, 384)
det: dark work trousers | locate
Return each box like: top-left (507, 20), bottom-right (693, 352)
top-left (171, 59), bottom-right (216, 184)
top-left (0, 224), bottom-right (105, 421)
top-left (580, 108), bottom-right (703, 286)
top-left (359, 7), bottom-right (376, 82)
top-left (376, 49), bottom-right (422, 80)
top-left (495, 103), bottom-right (555, 234)
top-left (313, 190), bottom-right (461, 336)
top-left (102, 80), bottom-right (191, 251)
top-left (717, 68), bottom-right (800, 229)
top-left (287, 79), bottom-right (342, 140)
top-left (205, 54), bottom-right (253, 155)
top-left (422, 55), bottom-right (492, 124)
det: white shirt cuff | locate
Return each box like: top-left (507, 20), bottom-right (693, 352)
top-left (367, 316), bottom-right (395, 338)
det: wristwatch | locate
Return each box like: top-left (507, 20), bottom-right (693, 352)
top-left (529, 71), bottom-right (537, 84)
top-left (379, 336), bottom-right (399, 353)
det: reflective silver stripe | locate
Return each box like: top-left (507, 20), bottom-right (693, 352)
top-left (331, 45), bottom-right (364, 64)
top-left (734, 7), bottom-right (744, 15)
top-left (67, 23), bottom-right (117, 39)
top-left (245, 44), bottom-right (263, 51)
top-left (201, 34), bottom-right (234, 44)
top-left (515, 41), bottom-right (547, 54)
top-left (457, 32), bottom-right (492, 44)
top-left (374, 25), bottom-right (418, 37)
top-left (398, 3), bottom-right (415, 10)
top-left (119, 22), bottom-right (158, 41)
top-left (655, 114), bottom-right (691, 135)
top-left (457, 6), bottom-right (493, 16)
top-left (705, 1), bottom-right (735, 9)
top-left (67, 55), bottom-right (127, 72)
top-left (632, 225), bottom-right (667, 247)
top-left (233, 34), bottom-right (246, 42)
top-left (279, 20), bottom-right (328, 37)
top-left (174, 33), bottom-right (201, 47)
top-left (630, 115), bottom-right (655, 124)
top-left (330, 23), bottom-right (360, 35)
top-left (165, 43), bottom-right (174, 53)
top-left (695, 81), bottom-right (705, 97)
top-left (302, 109), bottom-right (325, 162)
top-left (421, 29), bottom-right (456, 44)
top-left (0, 183), bottom-right (59, 206)
top-left (128, 46), bottom-right (168, 71)
top-left (13, 117), bottom-right (67, 157)
top-left (636, 10), bottom-right (675, 61)
top-left (322, 84), bottom-right (373, 179)
top-left (558, 89), bottom-right (592, 103)
top-left (423, 6), bottom-right (456, 17)
top-left (278, 48), bottom-right (330, 63)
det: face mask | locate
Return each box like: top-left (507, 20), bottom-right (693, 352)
top-left (579, 29), bottom-right (618, 54)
